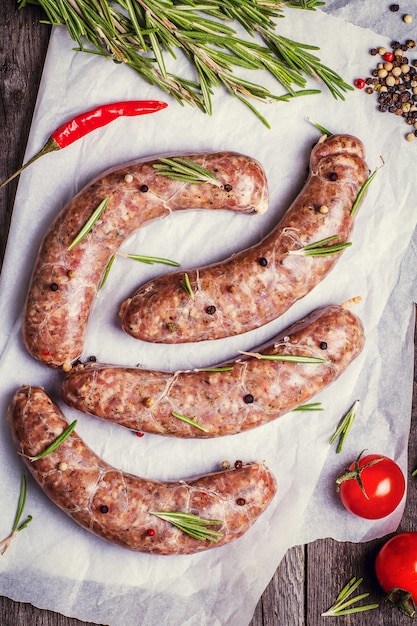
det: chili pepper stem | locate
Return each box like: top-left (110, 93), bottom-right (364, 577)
top-left (0, 137), bottom-right (60, 189)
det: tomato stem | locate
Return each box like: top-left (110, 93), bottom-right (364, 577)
top-left (386, 588), bottom-right (416, 617)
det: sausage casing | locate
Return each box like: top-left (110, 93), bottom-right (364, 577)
top-left (120, 134), bottom-right (369, 343)
top-left (22, 152), bottom-right (269, 368)
top-left (8, 386), bottom-right (277, 555)
top-left (62, 304), bottom-right (365, 438)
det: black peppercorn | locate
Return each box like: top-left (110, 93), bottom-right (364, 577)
top-left (206, 305), bottom-right (216, 315)
top-left (100, 505), bottom-right (109, 514)
top-left (328, 172), bottom-right (338, 181)
top-left (49, 283), bottom-right (59, 291)
top-left (223, 183), bottom-right (233, 192)
top-left (320, 341), bottom-right (328, 350)
top-left (244, 393), bottom-right (254, 404)
top-left (140, 184), bottom-right (149, 192)
top-left (258, 257), bottom-right (268, 267)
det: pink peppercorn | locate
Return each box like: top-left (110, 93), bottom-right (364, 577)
top-left (354, 78), bottom-right (366, 89)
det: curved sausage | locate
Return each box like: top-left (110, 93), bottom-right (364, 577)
top-left (62, 304), bottom-right (365, 438)
top-left (22, 152), bottom-right (269, 369)
top-left (7, 386), bottom-right (277, 555)
top-left (120, 135), bottom-right (369, 343)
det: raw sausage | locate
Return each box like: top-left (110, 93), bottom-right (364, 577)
top-left (22, 152), bottom-right (269, 369)
top-left (7, 386), bottom-right (277, 555)
top-left (120, 134), bottom-right (369, 343)
top-left (62, 304), bottom-right (365, 438)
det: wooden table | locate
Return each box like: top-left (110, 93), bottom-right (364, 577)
top-left (1, 3), bottom-right (416, 625)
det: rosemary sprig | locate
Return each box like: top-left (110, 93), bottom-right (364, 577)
top-left (118, 252), bottom-right (180, 267)
top-left (19, 421), bottom-right (77, 462)
top-left (238, 350), bottom-right (326, 364)
top-left (149, 510), bottom-right (223, 541)
top-left (0, 474), bottom-right (33, 555)
top-left (180, 272), bottom-right (194, 299)
top-left (153, 158), bottom-right (223, 187)
top-left (195, 366), bottom-right (234, 372)
top-left (322, 577), bottom-right (378, 616)
top-left (292, 402), bottom-right (323, 411)
top-left (288, 236), bottom-right (351, 257)
top-left (351, 160), bottom-right (383, 216)
top-left (329, 400), bottom-right (360, 453)
top-left (67, 197), bottom-right (109, 250)
top-left (171, 411), bottom-right (208, 432)
top-left (19, 0), bottom-right (352, 125)
top-left (306, 116), bottom-right (332, 136)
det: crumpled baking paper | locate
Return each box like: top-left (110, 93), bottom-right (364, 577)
top-left (0, 5), bottom-right (417, 626)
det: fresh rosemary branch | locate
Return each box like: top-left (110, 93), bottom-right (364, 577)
top-left (19, 421), bottom-right (77, 461)
top-left (98, 251), bottom-right (180, 290)
top-left (322, 577), bottom-right (378, 616)
top-left (288, 236), bottom-right (351, 257)
top-left (351, 162), bottom-right (382, 216)
top-left (171, 411), bottom-right (208, 432)
top-left (68, 197), bottom-right (109, 250)
top-left (19, 0), bottom-right (352, 124)
top-left (0, 474), bottom-right (33, 555)
top-left (149, 510), bottom-right (223, 541)
top-left (293, 402), bottom-right (323, 411)
top-left (153, 158), bottom-right (223, 186)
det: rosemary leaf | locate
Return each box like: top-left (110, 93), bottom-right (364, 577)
top-left (292, 402), bottom-right (323, 411)
top-left (149, 510), bottom-right (223, 541)
top-left (119, 252), bottom-right (180, 266)
top-left (172, 411), bottom-right (208, 432)
top-left (322, 577), bottom-right (379, 617)
top-left (21, 420), bottom-right (77, 462)
top-left (0, 474), bottom-right (33, 555)
top-left (153, 157), bottom-right (223, 186)
top-left (351, 163), bottom-right (381, 216)
top-left (98, 254), bottom-right (116, 291)
top-left (288, 236), bottom-right (351, 257)
top-left (180, 272), bottom-right (194, 299)
top-left (195, 366), bottom-right (234, 372)
top-left (329, 399), bottom-right (359, 453)
top-left (306, 116), bottom-right (332, 136)
top-left (67, 197), bottom-right (109, 250)
top-left (238, 350), bottom-right (326, 364)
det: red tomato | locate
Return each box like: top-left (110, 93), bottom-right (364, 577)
top-left (375, 532), bottom-right (417, 606)
top-left (338, 453), bottom-right (405, 519)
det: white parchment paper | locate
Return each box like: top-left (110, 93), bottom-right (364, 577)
top-left (1, 5), bottom-right (417, 625)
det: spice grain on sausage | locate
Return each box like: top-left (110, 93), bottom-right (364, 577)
top-left (8, 386), bottom-right (277, 555)
top-left (22, 152), bottom-right (269, 369)
top-left (119, 134), bottom-right (369, 344)
top-left (62, 304), bottom-right (365, 438)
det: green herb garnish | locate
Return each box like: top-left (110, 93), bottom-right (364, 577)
top-left (149, 511), bottom-right (223, 541)
top-left (195, 366), bottom-right (234, 372)
top-left (239, 350), bottom-right (326, 364)
top-left (172, 412), bottom-right (208, 432)
top-left (153, 158), bottom-right (223, 187)
top-left (20, 421), bottom-right (77, 462)
top-left (329, 400), bottom-right (359, 453)
top-left (306, 117), bottom-right (332, 136)
top-left (288, 236), bottom-right (351, 257)
top-left (0, 474), bottom-right (33, 555)
top-left (351, 160), bottom-right (383, 216)
top-left (293, 402), bottom-right (323, 411)
top-left (322, 577), bottom-right (379, 616)
top-left (67, 197), bottom-right (109, 250)
top-left (180, 273), bottom-right (194, 299)
top-left (119, 252), bottom-right (180, 267)
top-left (19, 0), bottom-right (352, 126)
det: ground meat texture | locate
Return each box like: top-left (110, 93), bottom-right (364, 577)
top-left (7, 386), bottom-right (276, 555)
top-left (22, 152), bottom-right (269, 368)
top-left (61, 304), bottom-right (365, 438)
top-left (119, 134), bottom-right (369, 344)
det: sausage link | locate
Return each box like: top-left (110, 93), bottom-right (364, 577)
top-left (22, 152), bottom-right (269, 368)
top-left (62, 304), bottom-right (365, 438)
top-left (120, 135), bottom-right (369, 343)
top-left (7, 386), bottom-right (276, 555)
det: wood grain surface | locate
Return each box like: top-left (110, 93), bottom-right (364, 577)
top-left (1, 2), bottom-right (416, 625)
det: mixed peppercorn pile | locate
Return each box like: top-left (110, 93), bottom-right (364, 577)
top-left (356, 40), bottom-right (417, 141)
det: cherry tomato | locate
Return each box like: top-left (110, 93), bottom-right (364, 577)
top-left (375, 532), bottom-right (417, 614)
top-left (337, 452), bottom-right (405, 519)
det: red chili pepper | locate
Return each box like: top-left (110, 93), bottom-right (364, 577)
top-left (0, 100), bottom-right (168, 190)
